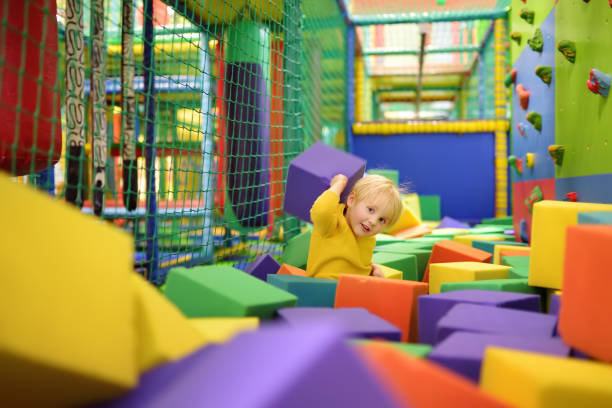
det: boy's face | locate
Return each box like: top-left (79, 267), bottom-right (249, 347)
top-left (345, 192), bottom-right (390, 238)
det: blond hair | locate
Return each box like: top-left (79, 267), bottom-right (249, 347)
top-left (351, 174), bottom-right (403, 229)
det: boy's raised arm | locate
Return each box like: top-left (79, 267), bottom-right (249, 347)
top-left (310, 174), bottom-right (348, 236)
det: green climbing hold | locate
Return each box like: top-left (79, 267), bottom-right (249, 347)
top-left (510, 32), bottom-right (522, 45)
top-left (548, 145), bottom-right (566, 166)
top-left (535, 66), bottom-right (552, 84)
top-left (557, 40), bottom-right (576, 63)
top-left (526, 112), bottom-right (542, 132)
top-left (527, 28), bottom-right (543, 52)
top-left (519, 8), bottom-right (535, 24)
top-left (525, 185), bottom-right (543, 214)
top-left (504, 69), bottom-right (517, 88)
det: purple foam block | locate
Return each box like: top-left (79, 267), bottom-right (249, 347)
top-left (418, 289), bottom-right (541, 345)
top-left (277, 307), bottom-right (402, 341)
top-left (549, 293), bottom-right (561, 316)
top-left (435, 216), bottom-right (470, 229)
top-left (245, 254), bottom-right (281, 281)
top-left (435, 303), bottom-right (557, 344)
top-left (283, 142), bottom-right (366, 223)
top-left (428, 332), bottom-right (570, 382)
top-left (107, 322), bottom-right (401, 408)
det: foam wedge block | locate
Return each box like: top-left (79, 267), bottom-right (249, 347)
top-left (549, 293), bottom-right (561, 316)
top-left (245, 254), bottom-right (281, 280)
top-left (375, 233), bottom-right (408, 246)
top-left (188, 317), bottom-right (259, 344)
top-left (423, 240), bottom-right (492, 283)
top-left (435, 303), bottom-right (557, 344)
top-left (367, 168), bottom-right (399, 186)
top-left (352, 339), bottom-right (432, 358)
top-left (430, 227), bottom-right (471, 237)
top-left (392, 223), bottom-right (431, 239)
top-left (372, 252), bottom-right (418, 280)
top-left (281, 229), bottom-right (311, 268)
top-left (283, 141), bottom-right (366, 223)
top-left (418, 289), bottom-right (541, 345)
top-left (578, 211), bottom-right (612, 225)
top-left (0, 174), bottom-right (136, 406)
top-left (428, 262), bottom-right (510, 294)
top-left (267, 274), bottom-right (337, 307)
top-left (429, 332), bottom-right (569, 382)
top-left (277, 307), bottom-right (402, 341)
top-left (132, 274), bottom-right (205, 373)
top-left (481, 347), bottom-right (612, 408)
top-left (379, 264), bottom-right (403, 280)
top-left (436, 216), bottom-right (470, 229)
top-left (386, 204), bottom-right (421, 234)
top-left (164, 265), bottom-right (297, 318)
top-left (277, 263), bottom-right (308, 277)
top-left (335, 275), bottom-right (428, 342)
top-left (529, 200), bottom-right (612, 289)
top-left (493, 244), bottom-right (530, 264)
top-left (357, 343), bottom-right (509, 408)
top-left (402, 192), bottom-right (422, 220)
top-left (440, 278), bottom-right (539, 296)
top-left (501, 255), bottom-right (530, 278)
top-left (559, 225), bottom-right (612, 362)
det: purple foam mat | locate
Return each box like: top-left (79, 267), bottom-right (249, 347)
top-left (283, 142), bottom-right (366, 223)
top-left (435, 216), bottom-right (470, 229)
top-left (428, 331), bottom-right (570, 382)
top-left (277, 307), bottom-right (402, 341)
top-left (418, 290), bottom-right (541, 345)
top-left (103, 322), bottom-right (401, 408)
top-left (435, 303), bottom-right (557, 344)
top-left (245, 254), bottom-right (281, 281)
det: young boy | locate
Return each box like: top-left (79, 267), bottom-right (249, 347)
top-left (306, 173), bottom-right (403, 280)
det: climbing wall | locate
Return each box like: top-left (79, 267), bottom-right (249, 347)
top-left (509, 0), bottom-right (612, 242)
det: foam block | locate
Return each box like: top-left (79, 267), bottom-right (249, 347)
top-left (436, 216), bottom-right (470, 229)
top-left (501, 255), bottom-right (530, 278)
top-left (386, 204), bottom-right (421, 234)
top-left (481, 216), bottom-right (513, 225)
top-left (428, 262), bottom-right (510, 294)
top-left (391, 223), bottom-right (431, 239)
top-left (559, 225), bottom-right (612, 362)
top-left (164, 265), bottom-right (297, 318)
top-left (529, 200), bottom-right (612, 289)
top-left (423, 240), bottom-right (492, 283)
top-left (493, 244), bottom-right (530, 264)
top-left (379, 264), bottom-right (403, 280)
top-left (188, 317), bottom-right (259, 344)
top-left (402, 192), bottom-right (422, 220)
top-left (376, 245), bottom-right (432, 281)
top-left (245, 254), bottom-right (281, 280)
top-left (132, 274), bottom-right (205, 373)
top-left (419, 195), bottom-right (441, 221)
top-left (277, 307), bottom-right (402, 341)
top-left (335, 275), bottom-right (428, 342)
top-left (429, 332), bottom-right (570, 382)
top-left (267, 274), bottom-right (337, 307)
top-left (367, 168), bottom-right (399, 186)
top-left (352, 339), bottom-right (432, 358)
top-left (578, 211), bottom-right (612, 225)
top-left (372, 252), bottom-right (418, 280)
top-left (375, 234), bottom-right (408, 245)
top-left (107, 322), bottom-right (402, 407)
top-left (548, 293), bottom-right (561, 316)
top-left (435, 303), bottom-right (557, 344)
top-left (0, 174), bottom-right (136, 406)
top-left (430, 227), bottom-right (471, 237)
top-left (283, 141), bottom-right (366, 223)
top-left (418, 289), bottom-right (541, 345)
top-left (471, 240), bottom-right (528, 255)
top-left (440, 278), bottom-right (539, 296)
top-left (469, 225), bottom-right (510, 235)
top-left (357, 343), bottom-right (509, 408)
top-left (481, 347), bottom-right (612, 408)
top-left (281, 228), bottom-right (311, 268)
top-left (454, 234), bottom-right (506, 246)
top-left (277, 263), bottom-right (308, 277)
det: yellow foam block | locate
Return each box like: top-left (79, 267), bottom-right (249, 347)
top-left (402, 193), bottom-right (422, 221)
top-left (430, 228), bottom-right (471, 236)
top-left (0, 174), bottom-right (136, 406)
top-left (387, 204), bottom-right (421, 234)
top-left (481, 347), bottom-right (612, 408)
top-left (379, 265), bottom-right (403, 280)
top-left (132, 274), bottom-right (206, 373)
top-left (189, 317), bottom-right (259, 345)
top-left (422, 220), bottom-right (440, 229)
top-left (429, 262), bottom-right (510, 294)
top-left (454, 234), bottom-right (506, 246)
top-left (529, 200), bottom-right (612, 289)
top-left (492, 244), bottom-right (531, 264)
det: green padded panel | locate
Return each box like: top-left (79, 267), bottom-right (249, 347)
top-left (266, 274), bottom-right (337, 308)
top-left (418, 195), bottom-right (441, 221)
top-left (350, 339), bottom-right (432, 358)
top-left (372, 252), bottom-right (418, 281)
top-left (164, 265), bottom-right (297, 318)
top-left (510, 0), bottom-right (555, 64)
top-left (281, 229), bottom-right (311, 269)
top-left (367, 169), bottom-right (399, 186)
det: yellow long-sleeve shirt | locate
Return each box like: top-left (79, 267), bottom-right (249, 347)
top-left (306, 190), bottom-right (375, 280)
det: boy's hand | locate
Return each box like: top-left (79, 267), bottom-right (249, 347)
top-left (329, 174), bottom-right (348, 196)
top-left (371, 263), bottom-right (384, 278)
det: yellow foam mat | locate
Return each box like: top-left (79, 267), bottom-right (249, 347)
top-left (428, 262), bottom-right (510, 294)
top-left (189, 317), bottom-right (259, 345)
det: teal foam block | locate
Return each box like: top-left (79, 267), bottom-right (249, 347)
top-left (578, 212), bottom-right (612, 225)
top-left (372, 252), bottom-right (418, 281)
top-left (375, 246), bottom-right (431, 281)
top-left (350, 339), bottom-right (432, 358)
top-left (267, 274), bottom-right (337, 307)
top-left (501, 255), bottom-right (530, 279)
top-left (419, 195), bottom-right (441, 221)
top-left (281, 229), bottom-right (311, 269)
top-left (440, 278), bottom-right (540, 296)
top-left (164, 265), bottom-right (297, 318)
top-left (480, 216), bottom-right (513, 225)
top-left (472, 240), bottom-right (529, 255)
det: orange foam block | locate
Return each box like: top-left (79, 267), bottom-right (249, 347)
top-left (335, 275), bottom-right (428, 342)
top-left (423, 240), bottom-right (492, 283)
top-left (357, 343), bottom-right (510, 408)
top-left (499, 249), bottom-right (531, 258)
top-left (392, 223), bottom-right (431, 239)
top-left (559, 225), bottom-right (612, 362)
top-left (277, 263), bottom-right (307, 277)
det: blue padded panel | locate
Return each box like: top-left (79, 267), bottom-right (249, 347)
top-left (555, 173), bottom-right (612, 204)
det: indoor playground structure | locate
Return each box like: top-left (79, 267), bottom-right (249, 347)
top-left (2, 0), bottom-right (612, 406)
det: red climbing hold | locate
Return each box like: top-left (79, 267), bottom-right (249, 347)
top-left (565, 192), bottom-right (578, 202)
top-left (516, 84), bottom-right (530, 110)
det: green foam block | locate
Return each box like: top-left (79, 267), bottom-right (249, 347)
top-left (372, 252), bottom-right (418, 281)
top-left (350, 339), bottom-right (432, 358)
top-left (164, 265), bottom-right (297, 318)
top-left (501, 255), bottom-right (530, 279)
top-left (367, 169), bottom-right (399, 186)
top-left (419, 195), bottom-right (441, 221)
top-left (281, 229), bottom-right (311, 269)
top-left (375, 246), bottom-right (431, 281)
top-left (266, 274), bottom-right (337, 308)
top-left (480, 216), bottom-right (513, 225)
top-left (440, 278), bottom-right (540, 296)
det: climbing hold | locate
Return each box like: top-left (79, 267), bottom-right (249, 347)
top-left (548, 145), bottom-right (566, 165)
top-left (586, 69), bottom-right (611, 97)
top-left (516, 84), bottom-right (530, 110)
top-left (526, 112), bottom-right (542, 132)
top-left (510, 32), bottom-right (522, 45)
top-left (582, 0), bottom-right (590, 2)
top-left (525, 153), bottom-right (535, 168)
top-left (519, 219), bottom-right (529, 243)
top-left (527, 28), bottom-right (543, 52)
top-left (505, 69), bottom-right (517, 88)
top-left (508, 155), bottom-right (524, 175)
top-left (535, 66), bottom-right (552, 84)
top-left (519, 8), bottom-right (535, 24)
top-left (436, 0), bottom-right (447, 5)
top-left (557, 40), bottom-right (576, 63)
top-left (524, 185), bottom-right (543, 214)
top-left (517, 122), bottom-right (527, 137)
top-left (564, 192), bottom-right (579, 202)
